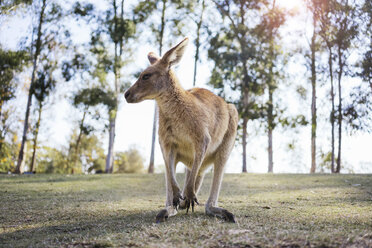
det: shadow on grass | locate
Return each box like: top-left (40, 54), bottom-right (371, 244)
top-left (0, 209), bottom-right (158, 247)
top-left (0, 208), bottom-right (218, 248)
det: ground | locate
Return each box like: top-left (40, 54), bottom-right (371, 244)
top-left (0, 173), bottom-right (371, 248)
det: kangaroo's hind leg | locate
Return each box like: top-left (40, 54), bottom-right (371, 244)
top-left (205, 107), bottom-right (237, 222)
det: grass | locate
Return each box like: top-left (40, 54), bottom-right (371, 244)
top-left (0, 173), bottom-right (371, 248)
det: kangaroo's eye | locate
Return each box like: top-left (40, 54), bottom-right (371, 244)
top-left (142, 73), bottom-right (152, 80)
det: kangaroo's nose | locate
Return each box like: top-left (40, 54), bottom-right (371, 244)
top-left (125, 91), bottom-right (130, 100)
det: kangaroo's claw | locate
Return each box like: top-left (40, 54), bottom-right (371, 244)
top-left (185, 196), bottom-right (199, 214)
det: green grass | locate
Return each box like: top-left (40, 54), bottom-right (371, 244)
top-left (0, 173), bottom-right (371, 247)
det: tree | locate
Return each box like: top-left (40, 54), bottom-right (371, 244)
top-left (13, 0), bottom-right (66, 173)
top-left (332, 0), bottom-right (358, 173)
top-left (71, 87), bottom-right (116, 169)
top-left (29, 57), bottom-right (57, 172)
top-left (15, 0), bottom-right (47, 173)
top-left (318, 0), bottom-right (337, 172)
top-left (254, 0), bottom-right (287, 173)
top-left (210, 0), bottom-right (267, 172)
top-left (89, 0), bottom-right (135, 173)
top-left (305, 0), bottom-right (322, 173)
top-left (12, 0), bottom-right (69, 173)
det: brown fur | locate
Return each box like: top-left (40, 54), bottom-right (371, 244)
top-left (125, 38), bottom-right (238, 223)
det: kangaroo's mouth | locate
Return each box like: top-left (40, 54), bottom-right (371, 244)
top-left (124, 91), bottom-right (135, 103)
top-left (125, 91), bottom-right (142, 103)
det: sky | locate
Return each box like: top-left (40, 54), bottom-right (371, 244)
top-left (1, 0), bottom-right (371, 173)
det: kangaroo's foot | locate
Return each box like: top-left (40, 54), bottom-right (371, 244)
top-left (205, 204), bottom-right (236, 223)
top-left (155, 206), bottom-right (177, 223)
top-left (172, 190), bottom-right (184, 210)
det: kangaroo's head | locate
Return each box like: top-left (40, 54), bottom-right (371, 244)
top-left (125, 38), bottom-right (188, 103)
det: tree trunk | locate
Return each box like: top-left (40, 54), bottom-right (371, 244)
top-left (241, 62), bottom-right (249, 173)
top-left (310, 16), bottom-right (317, 174)
top-left (242, 116), bottom-right (248, 173)
top-left (0, 100), bottom-right (4, 153)
top-left (336, 46), bottom-right (343, 173)
top-left (73, 109), bottom-right (87, 170)
top-left (328, 47), bottom-right (335, 173)
top-left (192, 0), bottom-right (205, 87)
top-left (16, 0), bottom-right (46, 174)
top-left (105, 113), bottom-right (116, 173)
top-left (148, 0), bottom-right (166, 173)
top-left (267, 83), bottom-right (274, 173)
top-left (268, 128), bottom-right (273, 173)
top-left (30, 102), bottom-right (43, 173)
top-left (267, 11), bottom-right (275, 173)
top-left (105, 0), bottom-right (123, 173)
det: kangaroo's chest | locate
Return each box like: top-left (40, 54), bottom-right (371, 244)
top-left (159, 116), bottom-right (191, 145)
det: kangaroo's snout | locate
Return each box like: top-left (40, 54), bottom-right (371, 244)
top-left (124, 90), bottom-right (133, 103)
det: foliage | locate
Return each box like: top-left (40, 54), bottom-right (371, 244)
top-left (208, 0), bottom-right (267, 119)
top-left (0, 0), bottom-right (32, 13)
top-left (67, 131), bottom-right (106, 174)
top-left (115, 147), bottom-right (145, 173)
top-left (343, 0), bottom-right (372, 133)
top-left (0, 48), bottom-right (28, 104)
top-left (73, 87), bottom-right (117, 112)
top-left (343, 85), bottom-right (372, 132)
top-left (0, 134), bottom-right (19, 173)
top-left (0, 48), bottom-right (28, 167)
top-left (35, 146), bottom-right (70, 174)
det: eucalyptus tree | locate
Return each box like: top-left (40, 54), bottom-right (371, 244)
top-left (88, 0), bottom-right (136, 173)
top-left (254, 0), bottom-right (288, 173)
top-left (304, 0), bottom-right (323, 173)
top-left (317, 0), bottom-right (337, 172)
top-left (210, 0), bottom-right (268, 172)
top-left (71, 87), bottom-right (116, 171)
top-left (332, 0), bottom-right (358, 173)
top-left (29, 57), bottom-right (57, 172)
top-left (15, 0), bottom-right (67, 173)
top-left (15, 0), bottom-right (47, 173)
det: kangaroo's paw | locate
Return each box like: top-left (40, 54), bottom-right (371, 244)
top-left (172, 191), bottom-right (184, 210)
top-left (184, 188), bottom-right (199, 213)
top-left (155, 206), bottom-right (177, 223)
top-left (156, 209), bottom-right (168, 223)
top-left (185, 195), bottom-right (199, 214)
top-left (205, 205), bottom-right (236, 223)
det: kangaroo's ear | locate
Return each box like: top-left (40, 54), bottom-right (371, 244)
top-left (161, 37), bottom-right (189, 68)
top-left (148, 52), bottom-right (160, 65)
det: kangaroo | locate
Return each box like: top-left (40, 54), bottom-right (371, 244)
top-left (125, 38), bottom-right (238, 223)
